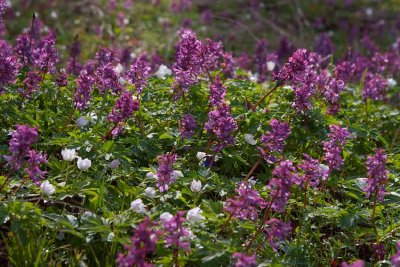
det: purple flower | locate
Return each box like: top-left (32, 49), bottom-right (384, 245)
top-left (232, 253), bottom-right (257, 267)
top-left (22, 71), bottom-right (42, 97)
top-left (322, 125), bottom-right (350, 171)
top-left (107, 92), bottom-right (140, 124)
top-left (0, 55), bottom-right (19, 94)
top-left (204, 103), bottom-right (237, 151)
top-left (334, 61), bottom-right (356, 83)
top-left (156, 153), bottom-right (177, 192)
top-left (202, 39), bottom-right (224, 71)
top-left (170, 0), bottom-right (192, 13)
top-left (297, 154), bottom-right (329, 188)
top-left (362, 72), bottom-right (387, 101)
top-left (96, 63), bottom-right (123, 94)
top-left (276, 48), bottom-right (309, 82)
top-left (364, 149), bottom-right (388, 202)
top-left (314, 32), bottom-right (334, 56)
top-left (391, 241), bottom-right (400, 267)
top-left (172, 29), bottom-right (203, 92)
top-left (258, 119), bottom-right (291, 164)
top-left (117, 218), bottom-right (160, 267)
top-left (162, 211), bottom-right (190, 251)
top-left (264, 218), bottom-right (292, 252)
top-left (32, 33), bottom-right (59, 73)
top-left (221, 52), bottom-right (235, 78)
top-left (224, 181), bottom-right (266, 221)
top-left (74, 72), bottom-right (95, 110)
top-left (4, 125), bottom-right (38, 170)
top-left (267, 160), bottom-right (298, 212)
top-left (24, 150), bottom-right (47, 185)
top-left (0, 0), bottom-right (7, 18)
top-left (253, 39), bottom-right (277, 82)
top-left (96, 47), bottom-right (118, 66)
top-left (179, 114), bottom-right (197, 139)
top-left (341, 260), bottom-right (365, 267)
top-left (127, 55), bottom-right (151, 94)
top-left (15, 33), bottom-right (33, 65)
top-left (209, 75), bottom-right (226, 107)
top-left (319, 71), bottom-right (345, 114)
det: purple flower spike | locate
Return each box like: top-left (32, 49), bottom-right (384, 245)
top-left (24, 149), bottom-right (47, 185)
top-left (224, 181), bottom-right (266, 221)
top-left (362, 72), bottom-right (387, 101)
top-left (179, 114), bottom-right (197, 139)
top-left (96, 47), bottom-right (118, 66)
top-left (209, 75), bottom-right (226, 107)
top-left (364, 149), bottom-right (388, 202)
top-left (74, 72), bottom-right (95, 110)
top-left (107, 92), bottom-right (140, 125)
top-left (391, 241), bottom-right (400, 267)
top-left (298, 154), bottom-right (329, 188)
top-left (322, 125), bottom-right (350, 171)
top-left (127, 55), bottom-right (151, 94)
top-left (232, 252), bottom-right (257, 267)
top-left (96, 63), bottom-right (123, 94)
top-left (264, 218), bottom-right (292, 252)
top-left (162, 211), bottom-right (190, 251)
top-left (156, 153), bottom-right (177, 192)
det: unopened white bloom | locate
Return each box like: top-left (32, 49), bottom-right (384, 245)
top-left (190, 180), bottom-right (202, 193)
top-left (186, 207), bottom-right (205, 223)
top-left (145, 187), bottom-right (156, 198)
top-left (160, 212), bottom-right (173, 222)
top-left (248, 71), bottom-right (258, 82)
top-left (50, 11), bottom-right (58, 19)
top-left (244, 134), bottom-right (256, 145)
top-left (76, 117), bottom-right (89, 127)
top-left (61, 148), bottom-right (77, 161)
top-left (388, 78), bottom-right (397, 88)
top-left (266, 61), bottom-right (276, 72)
top-left (155, 64), bottom-right (172, 79)
top-left (114, 63), bottom-right (124, 74)
top-left (40, 180), bottom-right (56, 196)
top-left (248, 176), bottom-right (257, 185)
top-left (146, 172), bottom-right (158, 179)
top-left (196, 152), bottom-right (207, 160)
top-left (77, 157), bottom-right (91, 171)
top-left (130, 199), bottom-right (146, 213)
top-left (109, 159), bottom-right (120, 169)
top-left (172, 170), bottom-right (183, 180)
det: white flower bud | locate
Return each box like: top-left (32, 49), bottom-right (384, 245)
top-left (146, 172), bottom-right (158, 179)
top-left (160, 212), bottom-right (173, 222)
top-left (266, 61), bottom-right (276, 72)
top-left (61, 148), bottom-right (77, 161)
top-left (76, 117), bottom-right (89, 127)
top-left (196, 152), bottom-right (207, 160)
top-left (77, 157), bottom-right (91, 171)
top-left (190, 180), bottom-right (202, 193)
top-left (244, 134), bottom-right (256, 145)
top-left (172, 170), bottom-right (183, 180)
top-left (186, 207), bottom-right (205, 223)
top-left (109, 159), bottom-right (120, 169)
top-left (40, 180), bottom-right (56, 196)
top-left (155, 64), bottom-right (172, 79)
top-left (130, 199), bottom-right (146, 213)
top-left (145, 187), bottom-right (156, 198)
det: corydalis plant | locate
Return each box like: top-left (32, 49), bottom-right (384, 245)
top-left (179, 114), bottom-right (197, 139)
top-left (127, 55), bottom-right (151, 94)
top-left (156, 153), bottom-right (177, 192)
top-left (322, 125), bottom-right (350, 171)
top-left (364, 148), bottom-right (388, 202)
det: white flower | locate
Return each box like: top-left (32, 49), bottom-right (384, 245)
top-left (40, 180), bottom-right (56, 196)
top-left (172, 170), bottom-right (183, 180)
top-left (114, 63), bottom-right (124, 74)
top-left (266, 61), bottom-right (276, 72)
top-left (248, 176), bottom-right (257, 185)
top-left (186, 207), bottom-right (205, 223)
top-left (130, 199), bottom-right (146, 213)
top-left (76, 117), bottom-right (89, 127)
top-left (160, 212), bottom-right (173, 222)
top-left (196, 152), bottom-right (207, 160)
top-left (50, 11), bottom-right (58, 19)
top-left (190, 180), bottom-right (202, 193)
top-left (145, 187), bottom-right (156, 198)
top-left (61, 148), bottom-right (77, 161)
top-left (146, 172), bottom-right (158, 179)
top-left (388, 78), bottom-right (397, 88)
top-left (109, 159), bottom-right (120, 169)
top-left (248, 71), bottom-right (258, 82)
top-left (77, 157), bottom-right (91, 171)
top-left (244, 134), bottom-right (256, 145)
top-left (155, 64), bottom-right (172, 79)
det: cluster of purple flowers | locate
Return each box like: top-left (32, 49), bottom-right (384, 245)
top-left (264, 218), bottom-right (292, 252)
top-left (322, 125), bottom-right (350, 171)
top-left (96, 63), bottom-right (123, 94)
top-left (74, 72), bottom-right (96, 110)
top-left (107, 92), bottom-right (140, 124)
top-left (258, 119), bottom-right (291, 164)
top-left (391, 241), bottom-right (400, 267)
top-left (232, 252), bottom-right (257, 267)
top-left (127, 55), bottom-right (151, 94)
top-left (266, 160), bottom-right (298, 212)
top-left (204, 103), bottom-right (237, 151)
top-left (362, 72), bottom-right (388, 101)
top-left (179, 114), bottom-right (197, 139)
top-left (170, 0), bottom-right (192, 13)
top-left (4, 125), bottom-right (47, 184)
top-left (162, 211), bottom-right (191, 252)
top-left (364, 149), bottom-right (388, 202)
top-left (297, 154), bottom-right (329, 188)
top-left (23, 71), bottom-right (42, 96)
top-left (253, 39), bottom-right (278, 83)
top-left (96, 47), bottom-right (118, 66)
top-left (117, 218), bottom-right (160, 267)
top-left (156, 153), bottom-right (177, 192)
top-left (0, 40), bottom-right (20, 94)
top-left (320, 71), bottom-right (346, 114)
top-left (208, 75), bottom-right (226, 107)
top-left (32, 33), bottom-right (59, 73)
top-left (224, 181), bottom-right (266, 221)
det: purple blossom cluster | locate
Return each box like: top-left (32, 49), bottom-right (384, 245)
top-left (232, 252), bottom-right (257, 267)
top-left (264, 218), bottom-right (292, 252)
top-left (32, 33), bottom-right (59, 73)
top-left (156, 153), bottom-right (177, 192)
top-left (179, 114), bottom-right (197, 139)
top-left (364, 149), bottom-right (388, 202)
top-left (96, 63), bottom-right (123, 94)
top-left (0, 51), bottom-right (19, 94)
top-left (117, 218), bottom-right (160, 267)
top-left (170, 0), bottom-right (192, 13)
top-left (208, 75), bottom-right (226, 107)
top-left (74, 72), bottom-right (96, 110)
top-left (204, 103), bottom-right (237, 151)
top-left (24, 150), bottom-right (48, 185)
top-left (107, 92), bottom-right (140, 124)
top-left (297, 154), bottom-right (329, 188)
top-left (341, 260), bottom-right (365, 267)
top-left (319, 71), bottom-right (346, 114)
top-left (322, 125), bottom-right (350, 171)
top-left (391, 241), bottom-right (400, 267)
top-left (253, 39), bottom-right (278, 83)
top-left (23, 71), bottom-right (42, 96)
top-left (96, 47), bottom-right (118, 66)
top-left (224, 181), bottom-right (266, 221)
top-left (258, 119), bottom-right (291, 164)
top-left (162, 211), bottom-right (190, 251)
top-left (127, 55), bottom-right (151, 94)
top-left (362, 72), bottom-right (388, 101)
top-left (267, 160), bottom-right (298, 212)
